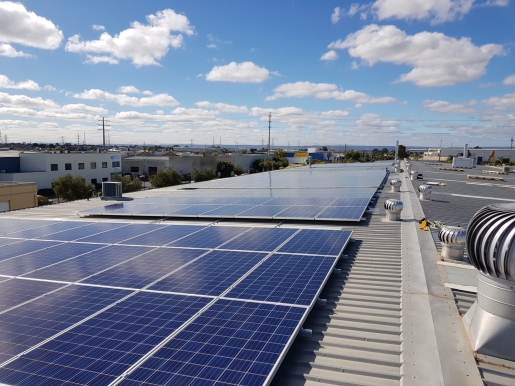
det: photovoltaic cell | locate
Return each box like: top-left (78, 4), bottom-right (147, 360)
top-left (148, 250), bottom-right (268, 296)
top-left (0, 285), bottom-right (130, 364)
top-left (220, 227), bottom-right (297, 252)
top-left (166, 205), bottom-right (224, 216)
top-left (226, 254), bottom-right (336, 306)
top-left (169, 226), bottom-right (250, 249)
top-left (118, 300), bottom-right (306, 386)
top-left (0, 293), bottom-right (211, 386)
top-left (235, 205), bottom-right (288, 218)
top-left (331, 197), bottom-right (371, 207)
top-left (0, 240), bottom-right (61, 262)
top-left (316, 206), bottom-right (365, 221)
top-left (278, 229), bottom-right (352, 256)
top-left (0, 238), bottom-right (23, 248)
top-left (0, 242), bottom-right (106, 277)
top-left (273, 206), bottom-right (324, 219)
top-left (0, 220), bottom-right (58, 236)
top-left (23, 245), bottom-right (153, 282)
top-left (5, 222), bottom-right (92, 240)
top-left (197, 205), bottom-right (255, 217)
top-left (118, 225), bottom-right (205, 247)
top-left (75, 224), bottom-right (165, 244)
top-left (36, 222), bottom-right (129, 242)
top-left (0, 278), bottom-right (64, 312)
top-left (82, 248), bottom-right (206, 289)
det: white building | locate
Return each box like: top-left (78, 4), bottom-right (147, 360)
top-left (0, 151), bottom-right (121, 190)
top-left (423, 148), bottom-right (514, 164)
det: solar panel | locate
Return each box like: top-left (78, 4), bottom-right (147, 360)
top-left (277, 229), bottom-right (352, 256)
top-left (148, 250), bottom-right (268, 296)
top-left (168, 226), bottom-right (250, 249)
top-left (75, 224), bottom-right (165, 244)
top-left (0, 240), bottom-right (61, 262)
top-left (0, 279), bottom-right (63, 312)
top-left (234, 205), bottom-right (288, 218)
top-left (118, 225), bottom-right (205, 247)
top-left (273, 205), bottom-right (325, 219)
top-left (197, 204), bottom-right (255, 217)
top-left (0, 238), bottom-right (23, 248)
top-left (225, 254), bottom-right (337, 305)
top-left (5, 222), bottom-right (92, 239)
top-left (166, 204), bottom-right (224, 216)
top-left (316, 206), bottom-right (366, 221)
top-left (0, 293), bottom-right (211, 386)
top-left (35, 222), bottom-right (128, 241)
top-left (220, 227), bottom-right (298, 252)
top-left (116, 300), bottom-right (307, 386)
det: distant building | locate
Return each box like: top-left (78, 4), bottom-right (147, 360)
top-left (0, 181), bottom-right (37, 212)
top-left (286, 151), bottom-right (332, 164)
top-left (423, 148), bottom-right (514, 163)
top-left (0, 151), bottom-right (121, 190)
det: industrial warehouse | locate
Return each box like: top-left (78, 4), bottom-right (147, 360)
top-left (0, 157), bottom-right (513, 386)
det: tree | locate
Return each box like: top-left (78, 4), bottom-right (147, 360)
top-left (221, 148), bottom-right (230, 154)
top-left (52, 174), bottom-right (95, 201)
top-left (240, 149), bottom-right (248, 154)
top-left (199, 150), bottom-right (207, 157)
top-left (111, 174), bottom-right (142, 193)
top-left (273, 148), bottom-right (289, 168)
top-left (217, 161), bottom-right (234, 177)
top-left (321, 146), bottom-right (328, 151)
top-left (398, 144), bottom-right (409, 159)
top-left (149, 168), bottom-right (182, 188)
top-left (192, 167), bottom-right (217, 182)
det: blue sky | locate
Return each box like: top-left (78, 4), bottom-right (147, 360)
top-left (0, 0), bottom-right (514, 148)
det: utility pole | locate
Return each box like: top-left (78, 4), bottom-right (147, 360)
top-left (77, 133), bottom-right (80, 146)
top-left (511, 137), bottom-right (513, 149)
top-left (97, 117), bottom-right (110, 149)
top-left (268, 112), bottom-right (271, 155)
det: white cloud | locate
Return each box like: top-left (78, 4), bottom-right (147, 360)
top-left (373, 0), bottom-right (474, 24)
top-left (320, 110), bottom-right (350, 118)
top-left (266, 81), bottom-right (396, 104)
top-left (207, 43), bottom-right (216, 49)
top-left (85, 55), bottom-right (119, 65)
top-left (483, 93), bottom-right (515, 107)
top-left (59, 104), bottom-right (108, 114)
top-left (354, 113), bottom-right (400, 132)
top-left (0, 1), bottom-right (63, 57)
top-left (503, 75), bottom-right (515, 86)
top-left (0, 43), bottom-right (31, 57)
top-left (0, 92), bottom-right (58, 109)
top-left (66, 9), bottom-right (194, 67)
top-left (355, 103), bottom-right (363, 108)
top-left (92, 25), bottom-right (105, 31)
top-left (43, 85), bottom-right (56, 91)
top-left (479, 82), bottom-right (496, 88)
top-left (320, 50), bottom-right (338, 61)
top-left (206, 62), bottom-right (270, 83)
top-left (142, 90), bottom-right (153, 96)
top-left (0, 75), bottom-right (40, 90)
top-left (329, 24), bottom-right (503, 87)
top-left (195, 101), bottom-right (248, 113)
top-left (117, 85), bottom-right (140, 94)
top-left (423, 100), bottom-right (477, 114)
top-left (73, 88), bottom-right (179, 107)
top-left (331, 7), bottom-right (341, 24)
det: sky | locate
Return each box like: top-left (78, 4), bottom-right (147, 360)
top-left (0, 0), bottom-right (514, 148)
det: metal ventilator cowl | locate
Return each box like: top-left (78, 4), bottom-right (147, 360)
top-left (438, 226), bottom-right (466, 260)
top-left (410, 170), bottom-right (418, 180)
top-left (384, 199), bottom-right (403, 221)
top-left (418, 184), bottom-right (432, 200)
top-left (390, 179), bottom-right (402, 192)
top-left (463, 203), bottom-right (515, 361)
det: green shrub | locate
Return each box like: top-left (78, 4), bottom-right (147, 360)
top-left (248, 168), bottom-right (255, 174)
top-left (192, 167), bottom-right (217, 182)
top-left (111, 173), bottom-right (142, 193)
top-left (217, 161), bottom-right (234, 178)
top-left (37, 195), bottom-right (49, 206)
top-left (52, 174), bottom-right (95, 201)
top-left (234, 165), bottom-right (243, 175)
top-left (149, 168), bottom-right (182, 188)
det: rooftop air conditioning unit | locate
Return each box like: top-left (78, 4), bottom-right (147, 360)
top-left (102, 181), bottom-right (122, 199)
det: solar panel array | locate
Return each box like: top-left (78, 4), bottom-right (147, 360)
top-left (0, 218), bottom-right (352, 385)
top-left (81, 168), bottom-right (388, 221)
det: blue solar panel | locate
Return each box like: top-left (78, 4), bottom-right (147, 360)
top-left (273, 205), bottom-right (324, 219)
top-left (0, 279), bottom-right (63, 312)
top-left (0, 285), bottom-right (130, 364)
top-left (118, 225), bottom-right (205, 247)
top-left (137, 204), bottom-right (193, 216)
top-left (220, 227), bottom-right (297, 252)
top-left (169, 226), bottom-right (250, 249)
top-left (149, 250), bottom-right (267, 296)
top-left (331, 197), bottom-right (371, 206)
top-left (83, 248), bottom-right (206, 289)
top-left (0, 238), bottom-right (22, 248)
top-left (226, 254), bottom-right (336, 305)
top-left (203, 197), bottom-right (244, 205)
top-left (0, 243), bottom-right (105, 277)
top-left (278, 229), bottom-right (352, 256)
top-left (76, 224), bottom-right (165, 244)
top-left (198, 205), bottom-right (254, 217)
top-left (6, 222), bottom-right (92, 239)
top-left (231, 197), bottom-right (274, 205)
top-left (0, 240), bottom-right (61, 262)
top-left (235, 205), bottom-right (287, 218)
top-left (24, 245), bottom-right (153, 282)
top-left (118, 300), bottom-right (306, 386)
top-left (35, 222), bottom-right (129, 241)
top-left (167, 205), bottom-right (224, 216)
top-left (316, 206), bottom-right (365, 221)
top-left (0, 220), bottom-right (58, 236)
top-left (262, 197), bottom-right (303, 206)
top-left (0, 293), bottom-right (211, 386)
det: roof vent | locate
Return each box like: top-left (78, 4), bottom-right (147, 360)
top-left (463, 203), bottom-right (515, 361)
top-left (390, 179), bottom-right (402, 192)
top-left (384, 199), bottom-right (403, 221)
top-left (410, 170), bottom-right (418, 180)
top-left (102, 181), bottom-right (122, 199)
top-left (418, 184), bottom-right (432, 200)
top-left (405, 163), bottom-right (411, 173)
top-left (438, 226), bottom-right (466, 260)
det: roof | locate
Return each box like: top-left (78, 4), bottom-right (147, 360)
top-left (1, 162), bottom-right (515, 385)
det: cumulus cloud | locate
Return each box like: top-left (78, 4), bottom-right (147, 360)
top-left (354, 113), bottom-right (400, 132)
top-left (266, 81), bottom-right (396, 104)
top-left (73, 88), bottom-right (179, 107)
top-left (423, 100), bottom-right (477, 114)
top-left (0, 1), bottom-right (63, 57)
top-left (503, 75), bottom-right (515, 86)
top-left (320, 50), bottom-right (338, 61)
top-left (206, 62), bottom-right (270, 83)
top-left (373, 0), bottom-right (474, 24)
top-left (195, 101), bottom-right (248, 113)
top-left (0, 75), bottom-right (40, 90)
top-left (92, 25), bottom-right (105, 31)
top-left (0, 92), bottom-right (58, 109)
top-left (483, 93), bottom-right (515, 107)
top-left (331, 7), bottom-right (341, 23)
top-left (328, 24), bottom-right (503, 87)
top-left (117, 85), bottom-right (140, 94)
top-left (66, 9), bottom-right (194, 67)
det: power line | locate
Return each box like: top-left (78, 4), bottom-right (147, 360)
top-left (97, 117), bottom-right (110, 149)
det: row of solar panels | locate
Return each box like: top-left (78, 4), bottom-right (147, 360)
top-left (0, 220), bottom-right (351, 385)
